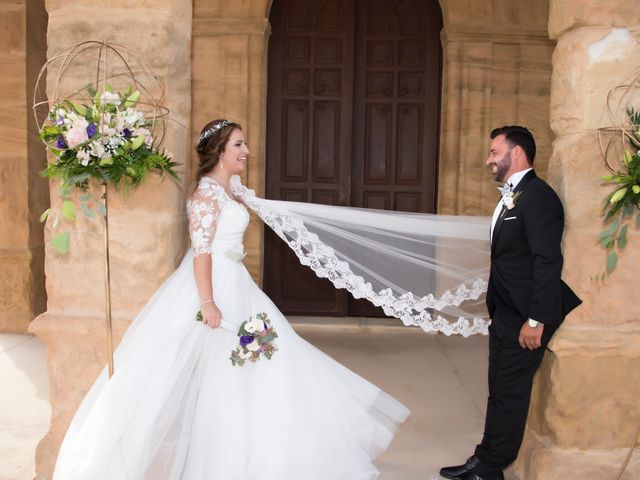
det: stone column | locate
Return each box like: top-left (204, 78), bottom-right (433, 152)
top-left (192, 0), bottom-right (271, 284)
top-left (29, 1), bottom-right (192, 477)
top-left (516, 2), bottom-right (640, 479)
top-left (0, 0), bottom-right (48, 333)
top-left (438, 0), bottom-right (554, 215)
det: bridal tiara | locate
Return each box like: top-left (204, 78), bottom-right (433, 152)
top-left (198, 120), bottom-right (231, 144)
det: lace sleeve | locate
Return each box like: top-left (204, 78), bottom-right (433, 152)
top-left (187, 185), bottom-right (222, 257)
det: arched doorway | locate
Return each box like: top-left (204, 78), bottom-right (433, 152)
top-left (265, 0), bottom-right (443, 316)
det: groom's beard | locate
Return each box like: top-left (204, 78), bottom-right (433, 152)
top-left (492, 151), bottom-right (512, 182)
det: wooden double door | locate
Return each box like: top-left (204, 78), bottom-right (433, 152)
top-left (265, 0), bottom-right (443, 316)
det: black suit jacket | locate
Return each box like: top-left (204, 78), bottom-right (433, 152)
top-left (486, 170), bottom-right (581, 329)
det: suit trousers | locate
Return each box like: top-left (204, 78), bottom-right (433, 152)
top-left (473, 314), bottom-right (553, 478)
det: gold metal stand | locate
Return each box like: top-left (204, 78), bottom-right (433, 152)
top-left (102, 182), bottom-right (115, 377)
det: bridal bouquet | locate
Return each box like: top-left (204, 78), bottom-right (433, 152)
top-left (230, 313), bottom-right (278, 366)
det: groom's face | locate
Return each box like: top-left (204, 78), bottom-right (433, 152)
top-left (486, 135), bottom-right (512, 183)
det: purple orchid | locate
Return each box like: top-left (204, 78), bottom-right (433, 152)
top-left (55, 135), bottom-right (67, 149)
top-left (240, 335), bottom-right (255, 347)
top-left (123, 128), bottom-right (132, 138)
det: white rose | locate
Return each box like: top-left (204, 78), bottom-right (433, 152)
top-left (502, 194), bottom-right (515, 210)
top-left (246, 318), bottom-right (264, 334)
top-left (239, 348), bottom-right (253, 359)
top-left (246, 340), bottom-right (261, 352)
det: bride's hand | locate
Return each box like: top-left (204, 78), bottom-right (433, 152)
top-left (201, 302), bottom-right (222, 329)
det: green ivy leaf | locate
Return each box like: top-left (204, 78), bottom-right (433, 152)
top-left (599, 235), bottom-right (612, 247)
top-left (39, 208), bottom-right (50, 223)
top-left (51, 231), bottom-right (70, 253)
top-left (633, 185), bottom-right (640, 195)
top-left (196, 311), bottom-right (203, 322)
top-left (618, 235), bottom-right (628, 250)
top-left (61, 200), bottom-right (76, 221)
top-left (606, 251), bottom-right (618, 274)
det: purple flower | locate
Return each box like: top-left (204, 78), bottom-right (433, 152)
top-left (123, 128), bottom-right (132, 138)
top-left (55, 135), bottom-right (67, 149)
top-left (86, 123), bottom-right (98, 138)
top-left (55, 115), bottom-right (65, 126)
top-left (240, 335), bottom-right (254, 347)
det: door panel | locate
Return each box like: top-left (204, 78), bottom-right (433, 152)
top-left (266, 0), bottom-right (442, 317)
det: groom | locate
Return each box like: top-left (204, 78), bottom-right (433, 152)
top-left (439, 126), bottom-right (581, 480)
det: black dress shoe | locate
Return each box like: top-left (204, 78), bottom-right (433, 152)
top-left (439, 456), bottom-right (480, 479)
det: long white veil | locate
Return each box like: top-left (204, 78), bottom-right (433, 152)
top-left (231, 176), bottom-right (491, 336)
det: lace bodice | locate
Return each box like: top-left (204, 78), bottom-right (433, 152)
top-left (187, 176), bottom-right (250, 257)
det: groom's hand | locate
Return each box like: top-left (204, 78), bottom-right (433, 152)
top-left (519, 323), bottom-right (544, 350)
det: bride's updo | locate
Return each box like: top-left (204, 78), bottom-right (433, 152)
top-left (195, 119), bottom-right (242, 183)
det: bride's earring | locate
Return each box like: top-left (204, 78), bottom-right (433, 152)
top-left (219, 156), bottom-right (224, 170)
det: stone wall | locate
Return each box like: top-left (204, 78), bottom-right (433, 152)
top-left (28, 1), bottom-right (192, 477)
top-left (516, 2), bottom-right (640, 479)
top-left (0, 0), bottom-right (48, 333)
top-left (438, 0), bottom-right (554, 215)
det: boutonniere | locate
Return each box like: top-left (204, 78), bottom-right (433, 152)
top-left (503, 191), bottom-right (522, 210)
top-left (497, 187), bottom-right (523, 219)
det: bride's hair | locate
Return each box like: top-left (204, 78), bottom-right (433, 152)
top-left (194, 119), bottom-right (242, 183)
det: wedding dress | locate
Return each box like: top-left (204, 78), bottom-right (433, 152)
top-left (53, 175), bottom-right (411, 480)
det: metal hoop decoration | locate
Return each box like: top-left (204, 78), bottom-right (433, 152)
top-left (198, 120), bottom-right (231, 145)
top-left (33, 40), bottom-right (170, 151)
top-left (597, 67), bottom-right (640, 173)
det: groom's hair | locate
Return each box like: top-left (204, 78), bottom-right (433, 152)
top-left (490, 126), bottom-right (536, 165)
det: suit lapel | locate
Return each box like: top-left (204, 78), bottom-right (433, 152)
top-left (491, 170), bottom-right (537, 252)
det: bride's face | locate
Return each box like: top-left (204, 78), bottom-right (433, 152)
top-left (219, 129), bottom-right (249, 174)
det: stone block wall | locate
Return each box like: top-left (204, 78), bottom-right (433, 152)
top-left (516, 2), bottom-right (640, 478)
top-left (438, 0), bottom-right (555, 215)
top-left (0, 0), bottom-right (48, 333)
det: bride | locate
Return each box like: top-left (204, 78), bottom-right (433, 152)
top-left (53, 119), bottom-right (413, 480)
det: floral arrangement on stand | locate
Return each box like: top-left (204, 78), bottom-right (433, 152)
top-left (38, 84), bottom-right (179, 253)
top-left (32, 40), bottom-right (181, 377)
top-left (597, 108), bottom-right (640, 280)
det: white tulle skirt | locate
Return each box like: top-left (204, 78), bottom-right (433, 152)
top-left (53, 248), bottom-right (410, 480)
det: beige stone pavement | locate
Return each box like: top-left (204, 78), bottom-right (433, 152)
top-left (0, 320), bottom-right (522, 480)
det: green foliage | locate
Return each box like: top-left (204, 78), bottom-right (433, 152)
top-left (597, 109), bottom-right (640, 280)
